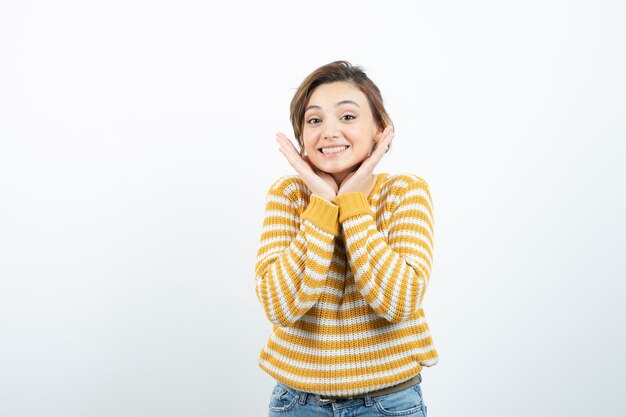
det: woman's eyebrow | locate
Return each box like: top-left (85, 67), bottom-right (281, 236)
top-left (305, 100), bottom-right (360, 113)
top-left (336, 100), bottom-right (360, 108)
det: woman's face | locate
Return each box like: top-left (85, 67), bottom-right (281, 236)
top-left (302, 81), bottom-right (381, 184)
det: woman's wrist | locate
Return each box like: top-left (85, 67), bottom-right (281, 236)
top-left (313, 192), bottom-right (337, 202)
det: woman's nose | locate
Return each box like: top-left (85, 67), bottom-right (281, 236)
top-left (322, 123), bottom-right (340, 139)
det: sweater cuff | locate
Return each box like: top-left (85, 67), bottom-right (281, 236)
top-left (333, 192), bottom-right (374, 223)
top-left (301, 195), bottom-right (340, 236)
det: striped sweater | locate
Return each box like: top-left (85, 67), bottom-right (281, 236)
top-left (255, 173), bottom-right (438, 396)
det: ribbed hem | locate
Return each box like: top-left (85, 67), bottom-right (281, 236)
top-left (301, 195), bottom-right (340, 236)
top-left (333, 192), bottom-right (374, 223)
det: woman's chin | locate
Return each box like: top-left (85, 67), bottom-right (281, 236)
top-left (316, 166), bottom-right (351, 177)
top-left (314, 159), bottom-right (361, 173)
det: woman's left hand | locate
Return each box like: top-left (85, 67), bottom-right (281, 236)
top-left (337, 127), bottom-right (394, 195)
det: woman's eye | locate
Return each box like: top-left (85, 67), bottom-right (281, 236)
top-left (342, 114), bottom-right (356, 121)
top-left (306, 118), bottom-right (321, 124)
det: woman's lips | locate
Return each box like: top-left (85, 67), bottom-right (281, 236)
top-left (319, 145), bottom-right (349, 158)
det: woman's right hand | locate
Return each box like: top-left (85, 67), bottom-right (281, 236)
top-left (276, 132), bottom-right (338, 201)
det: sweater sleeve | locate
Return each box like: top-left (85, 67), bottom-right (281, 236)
top-left (255, 178), bottom-right (339, 328)
top-left (333, 178), bottom-right (434, 323)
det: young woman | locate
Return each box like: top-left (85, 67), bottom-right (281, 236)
top-left (255, 61), bottom-right (437, 416)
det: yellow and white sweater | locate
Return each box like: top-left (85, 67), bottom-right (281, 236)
top-left (255, 173), bottom-right (438, 396)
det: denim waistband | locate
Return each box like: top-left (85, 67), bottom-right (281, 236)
top-left (276, 381), bottom-right (376, 407)
top-left (275, 375), bottom-right (421, 406)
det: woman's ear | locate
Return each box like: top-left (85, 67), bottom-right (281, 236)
top-left (375, 128), bottom-right (384, 140)
top-left (372, 128), bottom-right (384, 147)
top-left (368, 136), bottom-right (381, 156)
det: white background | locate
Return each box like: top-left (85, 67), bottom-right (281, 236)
top-left (1, 1), bottom-right (625, 416)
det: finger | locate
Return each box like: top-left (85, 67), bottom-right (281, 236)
top-left (275, 134), bottom-right (335, 192)
top-left (368, 127), bottom-right (393, 156)
top-left (377, 126), bottom-right (394, 146)
top-left (276, 133), bottom-right (300, 155)
top-left (360, 132), bottom-right (394, 171)
top-left (278, 133), bottom-right (300, 151)
top-left (277, 143), bottom-right (318, 179)
top-left (276, 134), bottom-right (309, 167)
top-left (276, 138), bottom-right (304, 166)
top-left (373, 130), bottom-right (394, 157)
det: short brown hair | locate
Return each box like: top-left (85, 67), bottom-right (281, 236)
top-left (289, 61), bottom-right (393, 154)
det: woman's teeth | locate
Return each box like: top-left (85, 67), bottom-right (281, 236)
top-left (321, 146), bottom-right (348, 155)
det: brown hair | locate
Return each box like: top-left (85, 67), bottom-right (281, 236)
top-left (289, 61), bottom-right (393, 155)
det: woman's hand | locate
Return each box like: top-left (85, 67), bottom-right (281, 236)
top-left (276, 132), bottom-right (338, 201)
top-left (337, 126), bottom-right (394, 195)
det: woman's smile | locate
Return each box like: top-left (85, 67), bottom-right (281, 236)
top-left (319, 145), bottom-right (350, 157)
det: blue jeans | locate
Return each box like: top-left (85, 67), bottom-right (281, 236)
top-left (267, 381), bottom-right (428, 416)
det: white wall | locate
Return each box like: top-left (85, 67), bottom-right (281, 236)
top-left (1, 1), bottom-right (624, 416)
